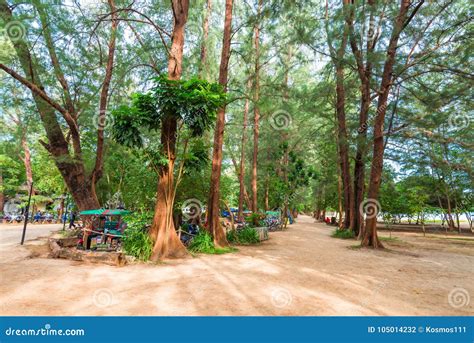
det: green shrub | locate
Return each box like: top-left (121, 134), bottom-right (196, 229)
top-left (331, 229), bottom-right (355, 239)
top-left (189, 231), bottom-right (235, 254)
top-left (226, 230), bottom-right (238, 244)
top-left (226, 227), bottom-right (260, 245)
top-left (246, 212), bottom-right (266, 227)
top-left (122, 212), bottom-right (154, 261)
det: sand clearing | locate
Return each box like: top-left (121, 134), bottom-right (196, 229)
top-left (0, 215), bottom-right (472, 316)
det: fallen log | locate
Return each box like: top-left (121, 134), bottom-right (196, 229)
top-left (48, 238), bottom-right (126, 266)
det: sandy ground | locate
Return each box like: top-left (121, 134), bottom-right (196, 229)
top-left (0, 215), bottom-right (472, 316)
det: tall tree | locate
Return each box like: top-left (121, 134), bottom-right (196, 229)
top-left (198, 0), bottom-right (212, 79)
top-left (149, 0), bottom-right (190, 260)
top-left (363, 0), bottom-right (416, 247)
top-left (325, 0), bottom-right (353, 229)
top-left (206, 0), bottom-right (234, 247)
top-left (0, 0), bottom-right (118, 210)
top-left (251, 0), bottom-right (262, 213)
top-left (344, 0), bottom-right (379, 237)
top-left (237, 79), bottom-right (252, 221)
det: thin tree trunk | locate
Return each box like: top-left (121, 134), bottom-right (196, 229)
top-left (20, 133), bottom-right (34, 196)
top-left (150, 0), bottom-right (190, 260)
top-left (91, 0), bottom-right (118, 200)
top-left (206, 0), bottom-right (234, 247)
top-left (0, 173), bottom-right (4, 213)
top-left (363, 0), bottom-right (412, 248)
top-left (346, 0), bottom-right (378, 236)
top-left (251, 0), bottom-right (262, 213)
top-left (198, 0), bottom-right (212, 79)
top-left (238, 80), bottom-right (251, 221)
top-left (327, 0), bottom-right (353, 229)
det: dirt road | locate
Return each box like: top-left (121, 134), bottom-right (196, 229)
top-left (0, 216), bottom-right (472, 316)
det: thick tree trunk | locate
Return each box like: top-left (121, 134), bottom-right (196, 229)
top-left (150, 0), bottom-right (189, 260)
top-left (363, 0), bottom-right (411, 248)
top-left (237, 81), bottom-right (251, 221)
top-left (0, 0), bottom-right (118, 211)
top-left (251, 0), bottom-right (262, 213)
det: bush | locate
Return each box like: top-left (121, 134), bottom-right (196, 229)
top-left (226, 227), bottom-right (260, 245)
top-left (188, 231), bottom-right (235, 254)
top-left (246, 212), bottom-right (266, 227)
top-left (122, 212), bottom-right (154, 261)
top-left (331, 229), bottom-right (355, 239)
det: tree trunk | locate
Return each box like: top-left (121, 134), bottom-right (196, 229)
top-left (150, 0), bottom-right (190, 260)
top-left (238, 80), bottom-right (251, 221)
top-left (198, 0), bottom-right (212, 79)
top-left (363, 0), bottom-right (411, 248)
top-left (20, 131), bottom-right (35, 196)
top-left (0, 173), bottom-right (4, 213)
top-left (0, 0), bottom-right (119, 211)
top-left (346, 0), bottom-right (376, 237)
top-left (206, 0), bottom-right (233, 247)
top-left (327, 0), bottom-right (353, 229)
top-left (251, 0), bottom-right (262, 213)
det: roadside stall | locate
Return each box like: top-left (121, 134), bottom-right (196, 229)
top-left (79, 209), bottom-right (130, 251)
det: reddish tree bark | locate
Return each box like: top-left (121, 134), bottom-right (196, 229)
top-left (363, 0), bottom-right (413, 248)
top-left (198, 0), bottom-right (212, 79)
top-left (345, 0), bottom-right (376, 237)
top-left (150, 0), bottom-right (190, 260)
top-left (238, 79), bottom-right (252, 221)
top-left (251, 0), bottom-right (262, 213)
top-left (0, 0), bottom-right (118, 211)
top-left (0, 173), bottom-right (4, 213)
top-left (207, 0), bottom-right (234, 247)
top-left (326, 0), bottom-right (353, 229)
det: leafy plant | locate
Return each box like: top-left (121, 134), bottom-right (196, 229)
top-left (188, 231), bottom-right (235, 254)
top-left (227, 227), bottom-right (260, 245)
top-left (247, 212), bottom-right (266, 227)
top-left (122, 212), bottom-right (154, 261)
top-left (331, 229), bottom-right (355, 239)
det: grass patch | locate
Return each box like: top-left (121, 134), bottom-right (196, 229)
top-left (331, 229), bottom-right (355, 239)
top-left (188, 231), bottom-right (236, 254)
top-left (227, 227), bottom-right (260, 245)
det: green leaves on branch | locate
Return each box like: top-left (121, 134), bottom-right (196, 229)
top-left (112, 76), bottom-right (226, 149)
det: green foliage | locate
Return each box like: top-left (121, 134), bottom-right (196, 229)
top-left (331, 229), bottom-right (355, 239)
top-left (122, 212), bottom-right (154, 261)
top-left (247, 212), bottom-right (266, 227)
top-left (227, 227), bottom-right (260, 245)
top-left (112, 76), bottom-right (227, 149)
top-left (188, 231), bottom-right (235, 254)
